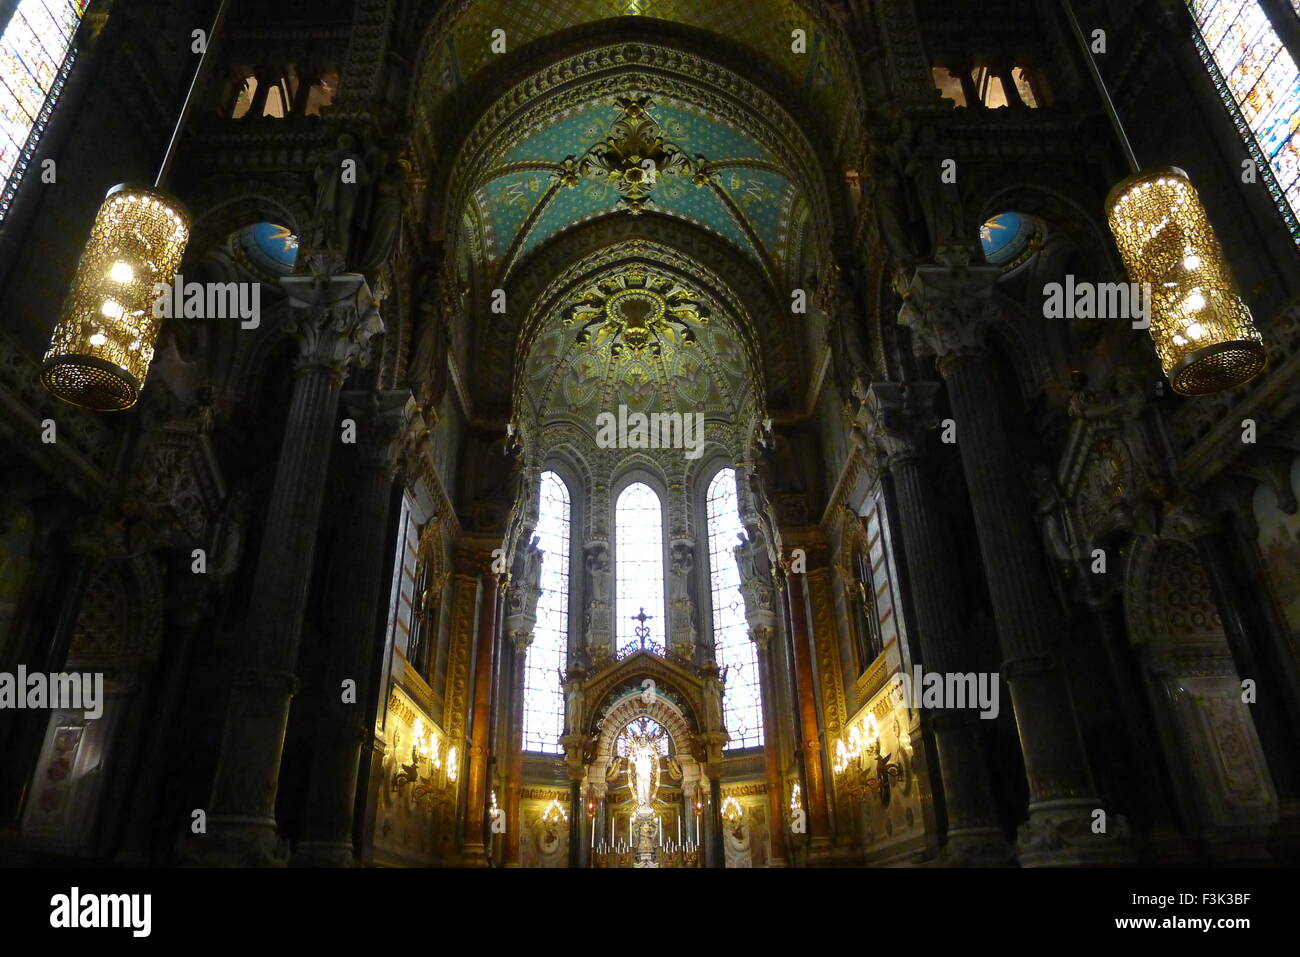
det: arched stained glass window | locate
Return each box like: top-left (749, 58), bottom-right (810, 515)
top-left (522, 471), bottom-right (570, 754)
top-left (0, 1), bottom-right (89, 224)
top-left (1186, 1), bottom-right (1300, 242)
top-left (705, 468), bottom-right (763, 750)
top-left (615, 482), bottom-right (666, 654)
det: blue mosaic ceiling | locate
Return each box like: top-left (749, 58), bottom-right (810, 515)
top-left (465, 96), bottom-right (799, 277)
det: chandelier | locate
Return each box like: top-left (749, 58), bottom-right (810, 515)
top-left (561, 266), bottom-right (709, 360)
top-left (41, 186), bottom-right (189, 410)
top-left (1106, 169), bottom-right (1265, 395)
top-left (40, 1), bottom-right (228, 410)
top-left (1062, 0), bottom-right (1265, 396)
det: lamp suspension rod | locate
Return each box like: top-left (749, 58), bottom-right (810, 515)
top-left (154, 0), bottom-right (230, 189)
top-left (1059, 0), bottom-right (1141, 175)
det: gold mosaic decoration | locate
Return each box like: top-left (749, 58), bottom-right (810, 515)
top-left (561, 264), bottom-right (709, 360)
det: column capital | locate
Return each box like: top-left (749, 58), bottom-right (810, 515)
top-left (509, 628), bottom-right (534, 654)
top-left (1158, 496), bottom-right (1222, 543)
top-left (341, 388), bottom-right (414, 476)
top-left (862, 381), bottom-right (942, 465)
top-left (280, 270), bottom-right (385, 381)
top-left (897, 253), bottom-right (1001, 367)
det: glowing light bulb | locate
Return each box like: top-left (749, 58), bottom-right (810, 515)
top-left (1183, 253), bottom-right (1201, 271)
top-left (100, 299), bottom-right (124, 320)
top-left (1185, 291), bottom-right (1206, 313)
top-left (88, 332), bottom-right (106, 346)
top-left (108, 261), bottom-right (134, 283)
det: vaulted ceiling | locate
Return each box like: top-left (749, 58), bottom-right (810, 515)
top-left (465, 96), bottom-right (799, 279)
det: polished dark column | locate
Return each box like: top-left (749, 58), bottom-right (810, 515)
top-left (865, 382), bottom-right (1011, 864)
top-left (899, 257), bottom-right (1126, 865)
top-left (461, 569), bottom-right (498, 866)
top-left (295, 389), bottom-right (408, 866)
top-left (200, 272), bottom-right (381, 865)
top-left (503, 631), bottom-right (529, 868)
top-left (785, 569), bottom-right (833, 858)
top-left (753, 625), bottom-right (788, 867)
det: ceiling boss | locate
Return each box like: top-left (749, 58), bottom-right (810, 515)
top-left (561, 266), bottom-right (710, 360)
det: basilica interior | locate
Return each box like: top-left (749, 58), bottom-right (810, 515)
top-left (1, 0), bottom-right (1299, 870)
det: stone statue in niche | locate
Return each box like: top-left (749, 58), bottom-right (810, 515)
top-left (310, 132), bottom-right (370, 259)
top-left (355, 149), bottom-right (408, 272)
top-left (668, 542), bottom-right (693, 604)
top-left (585, 544), bottom-right (611, 606)
top-left (521, 534), bottom-right (544, 594)
top-left (906, 126), bottom-right (966, 252)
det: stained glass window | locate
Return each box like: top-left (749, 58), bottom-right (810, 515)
top-left (1186, 1), bottom-right (1300, 243)
top-left (615, 482), bottom-right (666, 654)
top-left (705, 468), bottom-right (764, 750)
top-left (0, 1), bottom-right (88, 224)
top-left (523, 471), bottom-right (571, 754)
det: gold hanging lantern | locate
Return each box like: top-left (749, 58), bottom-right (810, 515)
top-left (1105, 167), bottom-right (1266, 396)
top-left (40, 184), bottom-right (189, 411)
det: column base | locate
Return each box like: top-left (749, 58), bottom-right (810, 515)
top-left (460, 841), bottom-right (491, 868)
top-left (179, 816), bottom-right (288, 867)
top-left (805, 835), bottom-right (835, 866)
top-left (1016, 800), bottom-right (1135, 867)
top-left (938, 827), bottom-right (1015, 866)
top-left (292, 840), bottom-right (357, 867)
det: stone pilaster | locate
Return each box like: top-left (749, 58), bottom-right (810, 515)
top-left (864, 381), bottom-right (1011, 865)
top-left (196, 269), bottom-right (383, 866)
top-left (899, 256), bottom-right (1129, 865)
top-left (295, 388), bottom-right (410, 866)
top-left (500, 546), bottom-right (540, 869)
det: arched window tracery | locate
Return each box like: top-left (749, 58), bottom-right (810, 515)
top-left (522, 470), bottom-right (571, 754)
top-left (0, 0), bottom-right (88, 224)
top-left (704, 467), bottom-right (764, 750)
top-left (614, 481), bottom-right (667, 655)
top-left (1186, 0), bottom-right (1300, 241)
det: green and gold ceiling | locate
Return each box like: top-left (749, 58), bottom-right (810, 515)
top-left (414, 0), bottom-right (856, 153)
top-left (465, 95), bottom-right (798, 279)
top-left (517, 242), bottom-right (761, 429)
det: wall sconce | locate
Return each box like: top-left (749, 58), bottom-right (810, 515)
top-left (541, 799), bottom-right (569, 827)
top-left (833, 714), bottom-right (904, 806)
top-left (446, 745), bottom-right (459, 783)
top-left (720, 795), bottom-right (743, 825)
top-left (391, 718), bottom-right (441, 807)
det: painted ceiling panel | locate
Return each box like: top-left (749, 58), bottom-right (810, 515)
top-left (471, 97), bottom-right (788, 270)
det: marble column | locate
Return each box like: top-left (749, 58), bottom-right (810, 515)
top-left (709, 775), bottom-right (724, 868)
top-left (785, 568), bottom-right (833, 859)
top-left (864, 381), bottom-right (1011, 864)
top-left (899, 255), bottom-right (1127, 865)
top-left (461, 569), bottom-right (499, 866)
top-left (199, 270), bottom-right (383, 865)
top-left (503, 629), bottom-right (530, 868)
top-left (753, 625), bottom-right (789, 867)
top-left (294, 389), bottom-right (409, 866)
top-left (568, 780), bottom-right (582, 868)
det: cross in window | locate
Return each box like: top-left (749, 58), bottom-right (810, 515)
top-left (631, 607), bottom-right (653, 649)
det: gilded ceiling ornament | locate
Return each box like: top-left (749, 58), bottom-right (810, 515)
top-left (570, 96), bottom-right (695, 215)
top-left (561, 266), bottom-right (710, 360)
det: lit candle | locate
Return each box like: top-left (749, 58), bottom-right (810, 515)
top-left (677, 814), bottom-right (681, 844)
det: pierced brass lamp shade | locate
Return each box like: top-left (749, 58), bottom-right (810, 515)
top-left (1105, 167), bottom-right (1266, 396)
top-left (41, 184), bottom-right (190, 411)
